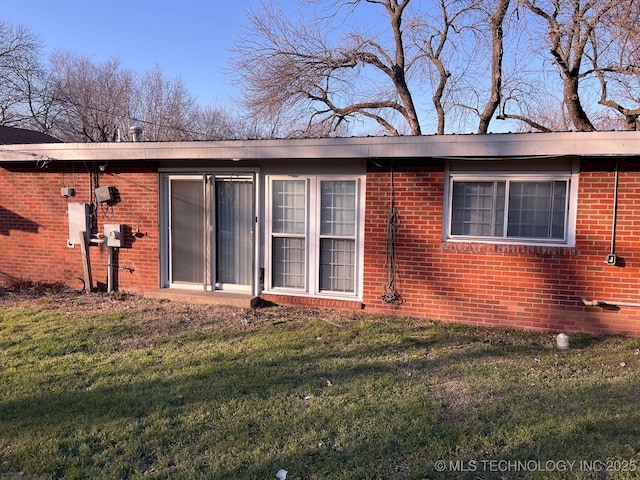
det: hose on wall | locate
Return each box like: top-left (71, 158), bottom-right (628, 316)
top-left (382, 164), bottom-right (403, 305)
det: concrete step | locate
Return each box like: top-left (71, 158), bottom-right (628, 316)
top-left (144, 288), bottom-right (259, 308)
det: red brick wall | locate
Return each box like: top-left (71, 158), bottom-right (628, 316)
top-left (363, 160), bottom-right (640, 336)
top-left (0, 162), bottom-right (158, 294)
top-left (260, 293), bottom-right (364, 311)
top-left (5, 156), bottom-right (640, 337)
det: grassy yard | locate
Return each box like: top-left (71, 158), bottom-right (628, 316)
top-left (1, 291), bottom-right (640, 479)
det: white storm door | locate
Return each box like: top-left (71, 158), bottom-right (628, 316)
top-left (169, 176), bottom-right (208, 287)
top-left (168, 174), bottom-right (254, 292)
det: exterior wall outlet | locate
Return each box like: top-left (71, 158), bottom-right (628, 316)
top-left (606, 254), bottom-right (617, 265)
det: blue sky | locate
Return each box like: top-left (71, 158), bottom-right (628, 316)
top-left (2, 1), bottom-right (257, 106)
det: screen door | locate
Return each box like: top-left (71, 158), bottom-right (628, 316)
top-left (168, 174), bottom-right (254, 292)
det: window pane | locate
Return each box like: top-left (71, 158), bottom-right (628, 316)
top-left (320, 238), bottom-right (355, 292)
top-left (321, 180), bottom-right (356, 236)
top-left (451, 182), bottom-right (497, 236)
top-left (507, 181), bottom-right (566, 239)
top-left (272, 237), bottom-right (305, 288)
top-left (495, 182), bottom-right (505, 236)
top-left (551, 181), bottom-right (567, 239)
top-left (272, 180), bottom-right (305, 234)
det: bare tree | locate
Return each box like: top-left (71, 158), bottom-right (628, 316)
top-left (232, 0), bottom-right (423, 137)
top-left (477, 0), bottom-right (511, 133)
top-left (408, 0), bottom-right (484, 134)
top-left (513, 0), bottom-right (637, 132)
top-left (49, 51), bottom-right (134, 142)
top-left (591, 0), bottom-right (640, 130)
top-left (8, 2), bottom-right (638, 139)
top-left (187, 105), bottom-right (230, 140)
top-left (501, 91), bottom-right (573, 131)
top-left (48, 53), bottom-right (244, 142)
top-left (131, 65), bottom-right (198, 141)
top-left (0, 21), bottom-right (46, 128)
top-left (233, 0), bottom-right (522, 136)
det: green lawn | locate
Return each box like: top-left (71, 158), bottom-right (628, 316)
top-left (1, 292), bottom-right (640, 479)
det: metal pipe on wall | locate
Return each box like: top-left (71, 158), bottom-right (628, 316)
top-left (107, 246), bottom-right (114, 293)
top-left (582, 298), bottom-right (640, 308)
top-left (606, 158), bottom-right (620, 265)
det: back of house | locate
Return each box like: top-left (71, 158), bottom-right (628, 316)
top-left (1, 131), bottom-right (639, 336)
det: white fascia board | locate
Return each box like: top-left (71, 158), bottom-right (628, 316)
top-left (0, 131), bottom-right (638, 163)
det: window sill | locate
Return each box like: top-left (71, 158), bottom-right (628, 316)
top-left (441, 241), bottom-right (579, 257)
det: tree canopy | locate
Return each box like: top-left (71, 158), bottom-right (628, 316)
top-left (232, 0), bottom-right (640, 136)
top-left (1, 1), bottom-right (639, 141)
top-left (0, 21), bottom-right (243, 142)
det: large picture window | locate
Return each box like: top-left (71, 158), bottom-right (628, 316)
top-left (267, 176), bottom-right (362, 298)
top-left (446, 170), bottom-right (577, 245)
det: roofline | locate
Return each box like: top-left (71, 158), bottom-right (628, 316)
top-left (0, 131), bottom-right (638, 163)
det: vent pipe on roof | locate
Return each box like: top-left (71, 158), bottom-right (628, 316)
top-left (130, 125), bottom-right (142, 142)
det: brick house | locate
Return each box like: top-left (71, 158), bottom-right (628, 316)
top-left (1, 131), bottom-right (640, 336)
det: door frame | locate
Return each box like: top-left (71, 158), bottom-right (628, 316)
top-left (159, 168), bottom-right (260, 295)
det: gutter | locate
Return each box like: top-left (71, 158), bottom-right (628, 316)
top-left (1, 131), bottom-right (640, 163)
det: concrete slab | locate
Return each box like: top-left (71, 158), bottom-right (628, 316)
top-left (144, 289), bottom-right (259, 308)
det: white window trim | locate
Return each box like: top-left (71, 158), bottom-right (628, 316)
top-left (264, 174), bottom-right (365, 300)
top-left (443, 170), bottom-right (578, 247)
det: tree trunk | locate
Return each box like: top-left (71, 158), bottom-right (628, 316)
top-left (395, 70), bottom-right (422, 135)
top-left (432, 58), bottom-right (449, 135)
top-left (478, 0), bottom-right (510, 134)
top-left (563, 75), bottom-right (595, 132)
top-left (387, 1), bottom-right (422, 136)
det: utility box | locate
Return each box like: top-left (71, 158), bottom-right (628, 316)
top-left (68, 203), bottom-right (91, 246)
top-left (95, 186), bottom-right (115, 204)
top-left (61, 187), bottom-right (76, 197)
top-left (104, 223), bottom-right (124, 247)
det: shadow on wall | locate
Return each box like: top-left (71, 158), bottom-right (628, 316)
top-left (0, 206), bottom-right (40, 235)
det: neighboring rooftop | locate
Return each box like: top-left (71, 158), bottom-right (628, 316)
top-left (0, 125), bottom-right (61, 145)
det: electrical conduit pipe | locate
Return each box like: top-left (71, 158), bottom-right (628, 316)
top-left (582, 298), bottom-right (640, 308)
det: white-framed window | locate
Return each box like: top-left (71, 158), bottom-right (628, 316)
top-left (266, 175), bottom-right (364, 298)
top-left (444, 162), bottom-right (578, 246)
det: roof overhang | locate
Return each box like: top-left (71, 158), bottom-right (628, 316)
top-left (0, 131), bottom-right (638, 163)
